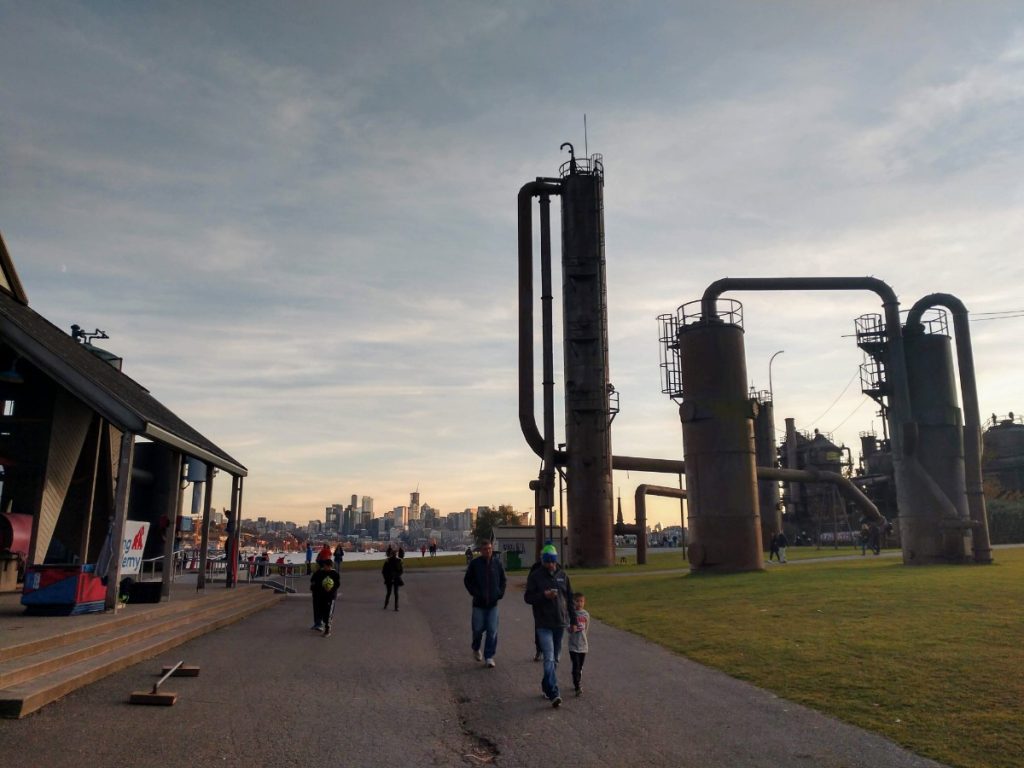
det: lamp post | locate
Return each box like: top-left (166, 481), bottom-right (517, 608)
top-left (768, 350), bottom-right (785, 403)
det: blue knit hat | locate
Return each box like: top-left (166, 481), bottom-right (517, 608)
top-left (541, 544), bottom-right (558, 563)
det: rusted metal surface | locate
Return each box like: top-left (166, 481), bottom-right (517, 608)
top-left (560, 166), bottom-right (614, 568)
top-left (678, 317), bottom-right (762, 573)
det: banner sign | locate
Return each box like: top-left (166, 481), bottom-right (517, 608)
top-left (120, 521), bottom-right (150, 576)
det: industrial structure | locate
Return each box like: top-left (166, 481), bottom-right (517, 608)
top-left (518, 147), bottom-right (995, 572)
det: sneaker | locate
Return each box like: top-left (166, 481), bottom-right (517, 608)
top-left (474, 649), bottom-right (483, 662)
top-left (574, 687), bottom-right (582, 697)
top-left (323, 627), bottom-right (331, 637)
top-left (533, 652), bottom-right (542, 662)
top-left (551, 696), bottom-right (562, 708)
top-left (310, 623), bottom-right (323, 631)
top-left (485, 658), bottom-right (496, 668)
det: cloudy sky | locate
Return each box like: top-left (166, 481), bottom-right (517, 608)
top-left (2, 2), bottom-right (1023, 529)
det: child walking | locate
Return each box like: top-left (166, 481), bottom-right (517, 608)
top-left (568, 593), bottom-right (590, 696)
top-left (310, 553), bottom-right (340, 637)
top-left (382, 549), bottom-right (404, 611)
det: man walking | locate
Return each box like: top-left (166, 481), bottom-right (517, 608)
top-left (463, 539), bottom-right (507, 668)
top-left (524, 544), bottom-right (577, 708)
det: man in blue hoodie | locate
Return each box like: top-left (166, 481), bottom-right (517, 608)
top-left (524, 544), bottom-right (577, 708)
top-left (463, 539), bottom-right (507, 668)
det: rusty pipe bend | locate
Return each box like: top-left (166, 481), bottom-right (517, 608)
top-left (700, 277), bottom-right (898, 323)
top-left (756, 466), bottom-right (882, 523)
top-left (518, 179), bottom-right (562, 457)
top-left (698, 276), bottom-right (910, 456)
top-left (631, 485), bottom-right (687, 565)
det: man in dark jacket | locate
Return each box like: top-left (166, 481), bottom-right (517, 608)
top-left (463, 539), bottom-right (507, 668)
top-left (524, 544), bottom-right (577, 708)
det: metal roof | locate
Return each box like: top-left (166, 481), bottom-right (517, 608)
top-left (0, 238), bottom-right (246, 476)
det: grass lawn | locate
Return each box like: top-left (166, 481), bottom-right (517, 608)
top-left (572, 545), bottom-right (892, 575)
top-left (571, 547), bottom-right (1024, 768)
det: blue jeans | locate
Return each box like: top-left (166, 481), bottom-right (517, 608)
top-left (535, 627), bottom-right (565, 700)
top-left (471, 606), bottom-right (499, 659)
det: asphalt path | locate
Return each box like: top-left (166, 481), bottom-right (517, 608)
top-left (0, 566), bottom-right (947, 768)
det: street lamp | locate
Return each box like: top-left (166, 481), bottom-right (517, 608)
top-left (768, 350), bottom-right (785, 403)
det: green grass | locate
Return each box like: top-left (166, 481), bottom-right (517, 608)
top-left (571, 547), bottom-right (1024, 768)
top-left (568, 545), bottom-right (889, 575)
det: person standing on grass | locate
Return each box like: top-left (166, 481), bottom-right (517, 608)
top-left (382, 549), bottom-right (404, 611)
top-left (463, 539), bottom-right (507, 668)
top-left (776, 530), bottom-right (789, 563)
top-left (524, 544), bottom-right (577, 708)
top-left (568, 592), bottom-right (590, 696)
top-left (310, 553), bottom-right (339, 636)
top-left (305, 541), bottom-right (314, 575)
top-left (769, 533), bottom-right (781, 562)
top-left (333, 542), bottom-right (345, 572)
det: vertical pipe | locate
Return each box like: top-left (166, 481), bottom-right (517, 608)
top-left (540, 194), bottom-right (556, 529)
top-left (754, 397), bottom-right (781, 549)
top-left (785, 418), bottom-right (799, 519)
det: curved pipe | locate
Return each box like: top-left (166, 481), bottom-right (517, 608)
top-left (630, 485), bottom-right (688, 565)
top-left (700, 277), bottom-right (910, 444)
top-left (756, 467), bottom-right (882, 523)
top-left (518, 180), bottom-right (562, 457)
top-left (519, 179), bottom-right (689, 479)
top-left (905, 294), bottom-right (992, 563)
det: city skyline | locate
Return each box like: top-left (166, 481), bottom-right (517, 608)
top-left (3, 4), bottom-right (1024, 530)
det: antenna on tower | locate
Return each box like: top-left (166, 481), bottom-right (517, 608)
top-left (584, 114), bottom-right (589, 158)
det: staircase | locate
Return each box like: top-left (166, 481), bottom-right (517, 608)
top-left (0, 586), bottom-right (282, 718)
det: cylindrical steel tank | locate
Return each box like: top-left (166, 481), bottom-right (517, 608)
top-left (678, 303), bottom-right (762, 573)
top-left (560, 162), bottom-right (614, 568)
top-left (902, 328), bottom-right (971, 562)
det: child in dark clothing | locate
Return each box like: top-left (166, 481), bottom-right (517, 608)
top-left (382, 550), bottom-right (404, 611)
top-left (310, 556), bottom-right (340, 636)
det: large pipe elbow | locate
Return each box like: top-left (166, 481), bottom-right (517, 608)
top-left (518, 179), bottom-right (562, 457)
top-left (757, 466), bottom-right (882, 523)
top-left (701, 276), bottom-right (898, 320)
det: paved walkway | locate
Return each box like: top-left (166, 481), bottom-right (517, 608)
top-left (0, 567), bottom-right (946, 768)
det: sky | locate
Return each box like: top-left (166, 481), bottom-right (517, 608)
top-left (2, 2), bottom-right (1023, 530)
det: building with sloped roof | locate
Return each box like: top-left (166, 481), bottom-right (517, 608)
top-left (0, 233), bottom-right (246, 611)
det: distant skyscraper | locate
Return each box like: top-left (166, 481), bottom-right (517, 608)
top-left (394, 506), bottom-right (407, 528)
top-left (409, 490), bottom-right (421, 521)
top-left (362, 496), bottom-right (373, 515)
top-left (351, 494), bottom-right (358, 509)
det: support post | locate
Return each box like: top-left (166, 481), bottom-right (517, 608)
top-left (104, 430), bottom-right (136, 611)
top-left (196, 464), bottom-right (213, 592)
top-left (161, 452), bottom-right (183, 600)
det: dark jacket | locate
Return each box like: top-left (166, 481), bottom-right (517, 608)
top-left (463, 554), bottom-right (507, 608)
top-left (524, 563), bottom-right (576, 629)
top-left (310, 566), bottom-right (339, 601)
top-left (382, 556), bottom-right (404, 586)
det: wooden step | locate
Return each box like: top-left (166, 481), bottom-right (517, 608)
top-left (0, 586), bottom-right (254, 664)
top-left (0, 590), bottom-right (273, 689)
top-left (0, 590), bottom-right (281, 718)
